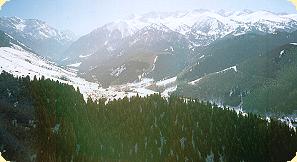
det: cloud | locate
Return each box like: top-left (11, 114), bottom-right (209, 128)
top-left (0, 0), bottom-right (10, 10)
top-left (289, 0), bottom-right (297, 10)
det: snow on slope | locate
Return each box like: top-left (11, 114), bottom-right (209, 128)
top-left (0, 46), bottom-right (101, 99)
top-left (156, 76), bottom-right (177, 87)
top-left (0, 46), bottom-right (165, 100)
top-left (279, 50), bottom-right (285, 58)
top-left (189, 78), bottom-right (203, 85)
top-left (79, 54), bottom-right (93, 58)
top-left (109, 78), bottom-right (157, 99)
top-left (188, 66), bottom-right (238, 85)
top-left (216, 66), bottom-right (238, 74)
top-left (162, 86), bottom-right (177, 98)
top-left (104, 77), bottom-right (180, 100)
top-left (151, 56), bottom-right (158, 72)
top-left (101, 10), bottom-right (297, 39)
top-left (110, 64), bottom-right (126, 77)
top-left (0, 16), bottom-right (74, 42)
top-left (67, 62), bottom-right (82, 68)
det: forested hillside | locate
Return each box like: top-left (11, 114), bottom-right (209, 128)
top-left (177, 31), bottom-right (297, 114)
top-left (0, 71), bottom-right (296, 162)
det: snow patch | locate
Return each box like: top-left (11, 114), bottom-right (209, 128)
top-left (199, 55), bottom-right (205, 59)
top-left (134, 88), bottom-right (156, 96)
top-left (164, 46), bottom-right (174, 52)
top-left (107, 46), bottom-right (116, 52)
top-left (61, 57), bottom-right (69, 61)
top-left (67, 62), bottom-right (82, 68)
top-left (156, 76), bottom-right (177, 87)
top-left (161, 86), bottom-right (177, 97)
top-left (151, 56), bottom-right (159, 71)
top-left (110, 65), bottom-right (126, 77)
top-left (216, 66), bottom-right (237, 74)
top-left (189, 78), bottom-right (203, 85)
top-left (79, 54), bottom-right (93, 58)
top-left (188, 66), bottom-right (237, 85)
top-left (279, 50), bottom-right (285, 58)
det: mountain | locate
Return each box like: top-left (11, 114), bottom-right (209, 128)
top-left (0, 17), bottom-right (75, 60)
top-left (76, 23), bottom-right (193, 87)
top-left (3, 10), bottom-right (297, 113)
top-left (176, 31), bottom-right (297, 114)
top-left (0, 32), bottom-right (102, 99)
top-left (0, 33), bottom-right (173, 100)
top-left (179, 31), bottom-right (297, 82)
top-left (0, 30), bottom-right (31, 51)
top-left (64, 10), bottom-right (297, 87)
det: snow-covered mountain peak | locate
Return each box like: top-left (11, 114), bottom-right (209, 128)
top-left (229, 10), bottom-right (291, 23)
top-left (215, 9), bottom-right (253, 17)
top-left (216, 9), bottom-right (236, 17)
top-left (65, 9), bottom-right (297, 68)
top-left (0, 17), bottom-right (75, 42)
top-left (86, 9), bottom-right (297, 43)
top-left (142, 23), bottom-right (171, 32)
top-left (0, 17), bottom-right (76, 59)
top-left (102, 21), bottom-right (140, 38)
top-left (139, 11), bottom-right (177, 20)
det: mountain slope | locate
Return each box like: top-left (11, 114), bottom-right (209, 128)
top-left (177, 40), bottom-right (297, 113)
top-left (65, 9), bottom-right (297, 59)
top-left (64, 10), bottom-right (297, 87)
top-left (0, 34), bottom-right (103, 99)
top-left (0, 75), bottom-right (296, 161)
top-left (0, 35), bottom-right (169, 100)
top-left (77, 23), bottom-right (193, 87)
top-left (0, 17), bottom-right (75, 60)
top-left (67, 10), bottom-right (297, 53)
top-left (179, 31), bottom-right (297, 82)
top-left (0, 30), bottom-right (32, 51)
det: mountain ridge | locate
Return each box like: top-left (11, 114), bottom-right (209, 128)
top-left (0, 16), bottom-right (76, 60)
top-left (63, 9), bottom-right (297, 87)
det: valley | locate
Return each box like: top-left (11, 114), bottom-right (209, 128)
top-left (2, 9), bottom-right (297, 115)
top-left (1, 6), bottom-right (297, 161)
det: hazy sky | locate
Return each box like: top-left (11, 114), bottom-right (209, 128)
top-left (0, 0), bottom-right (296, 35)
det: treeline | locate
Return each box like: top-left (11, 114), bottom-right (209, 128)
top-left (0, 71), bottom-right (297, 162)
